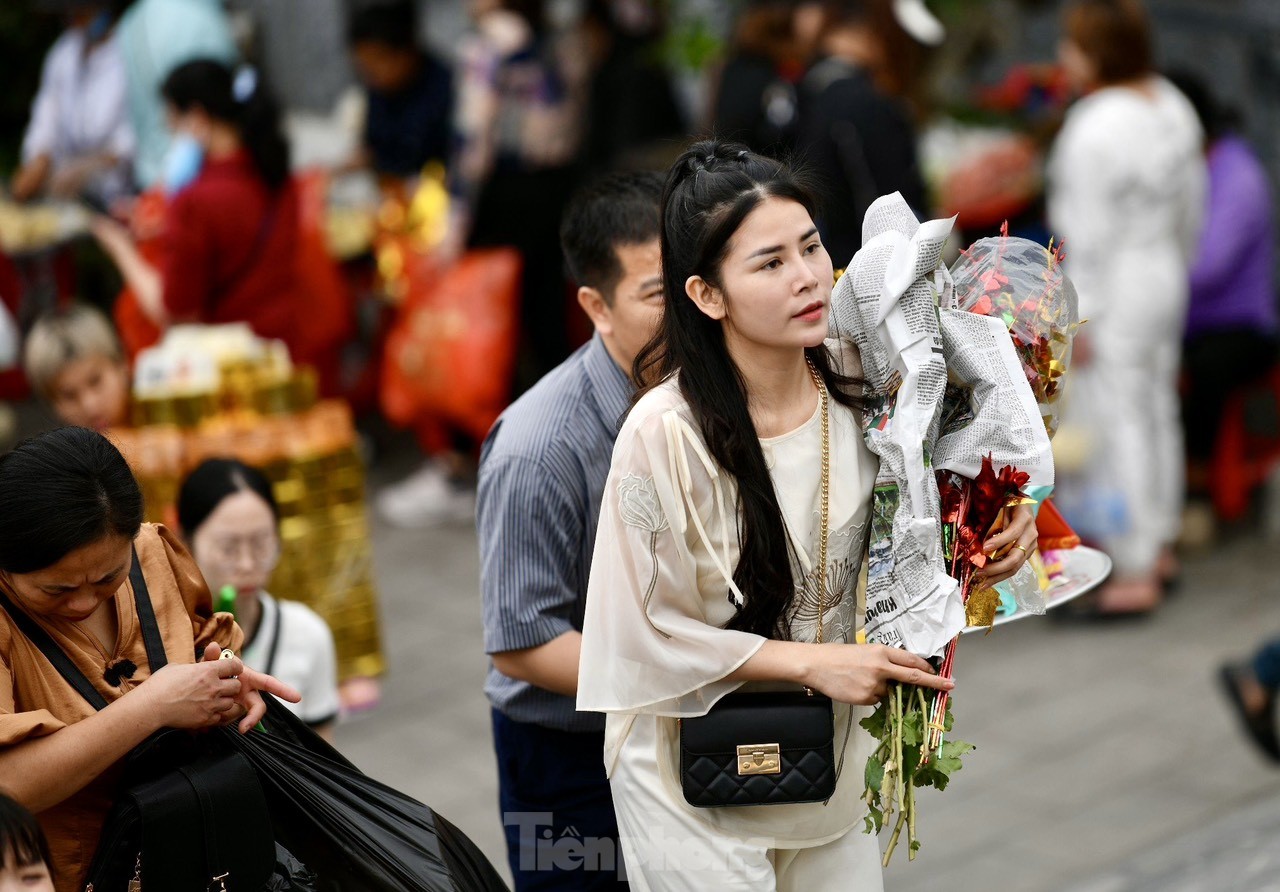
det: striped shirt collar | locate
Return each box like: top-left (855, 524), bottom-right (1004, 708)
top-left (583, 334), bottom-right (633, 435)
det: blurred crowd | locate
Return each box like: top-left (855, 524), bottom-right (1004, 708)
top-left (2, 0), bottom-right (1280, 874)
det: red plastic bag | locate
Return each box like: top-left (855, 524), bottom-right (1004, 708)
top-left (380, 247), bottom-right (521, 442)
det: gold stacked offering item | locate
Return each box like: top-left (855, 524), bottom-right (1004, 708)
top-left (111, 325), bottom-right (384, 682)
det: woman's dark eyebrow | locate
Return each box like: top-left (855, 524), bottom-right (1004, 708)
top-left (92, 564), bottom-right (127, 586)
top-left (746, 243), bottom-right (784, 260)
top-left (746, 228), bottom-right (821, 261)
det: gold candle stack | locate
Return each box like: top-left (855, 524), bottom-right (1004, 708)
top-left (112, 346), bottom-right (384, 683)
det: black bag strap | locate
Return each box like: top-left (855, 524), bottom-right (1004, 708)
top-left (0, 547), bottom-right (165, 712)
top-left (129, 548), bottom-right (168, 672)
top-left (261, 594), bottom-right (282, 678)
top-left (0, 587), bottom-right (108, 711)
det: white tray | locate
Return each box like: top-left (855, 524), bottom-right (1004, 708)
top-left (961, 545), bottom-right (1112, 634)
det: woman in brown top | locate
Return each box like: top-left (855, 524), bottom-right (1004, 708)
top-left (0, 427), bottom-right (299, 892)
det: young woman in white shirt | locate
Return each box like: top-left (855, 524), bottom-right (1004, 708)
top-left (178, 458), bottom-right (341, 740)
top-left (1048, 0), bottom-right (1205, 615)
top-left (578, 141), bottom-right (1031, 890)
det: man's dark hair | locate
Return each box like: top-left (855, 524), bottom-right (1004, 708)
top-left (559, 171), bottom-right (664, 304)
top-left (347, 1), bottom-right (419, 50)
top-left (0, 427), bottom-right (143, 574)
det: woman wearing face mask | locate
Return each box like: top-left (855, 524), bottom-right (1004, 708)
top-left (0, 428), bottom-right (298, 891)
top-left (178, 458), bottom-right (341, 740)
top-left (12, 0), bottom-right (134, 205)
top-left (577, 141), bottom-right (1033, 889)
top-left (90, 58), bottom-right (305, 359)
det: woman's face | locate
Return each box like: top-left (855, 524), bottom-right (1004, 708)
top-left (690, 196), bottom-right (833, 355)
top-left (189, 490), bottom-right (280, 600)
top-left (1058, 38), bottom-right (1097, 93)
top-left (0, 848), bottom-right (54, 892)
top-left (163, 105), bottom-right (213, 148)
top-left (1, 534), bottom-right (133, 623)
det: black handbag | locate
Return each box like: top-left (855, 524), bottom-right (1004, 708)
top-left (0, 548), bottom-right (276, 892)
top-left (680, 689), bottom-right (836, 807)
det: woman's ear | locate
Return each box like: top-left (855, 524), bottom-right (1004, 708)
top-left (686, 276), bottom-right (726, 321)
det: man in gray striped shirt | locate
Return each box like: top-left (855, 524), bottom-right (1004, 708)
top-left (478, 172), bottom-right (664, 889)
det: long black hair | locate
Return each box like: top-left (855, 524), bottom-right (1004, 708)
top-left (0, 428), bottom-right (143, 575)
top-left (162, 59), bottom-right (291, 191)
top-left (0, 793), bottom-right (54, 877)
top-left (177, 458), bottom-right (280, 538)
top-left (634, 139), bottom-right (866, 640)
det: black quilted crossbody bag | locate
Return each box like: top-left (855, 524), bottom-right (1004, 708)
top-left (680, 689), bottom-right (836, 807)
top-left (679, 361), bottom-right (839, 809)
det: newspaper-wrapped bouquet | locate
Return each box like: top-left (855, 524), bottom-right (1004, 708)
top-left (831, 195), bottom-right (1075, 863)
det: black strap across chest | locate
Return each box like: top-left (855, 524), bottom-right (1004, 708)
top-left (0, 546), bottom-right (169, 712)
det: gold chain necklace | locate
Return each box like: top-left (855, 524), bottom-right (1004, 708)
top-left (806, 359), bottom-right (830, 647)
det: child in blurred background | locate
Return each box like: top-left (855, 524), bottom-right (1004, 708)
top-left (0, 794), bottom-right (55, 892)
top-left (24, 304), bottom-right (130, 431)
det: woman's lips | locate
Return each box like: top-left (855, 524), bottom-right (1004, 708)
top-left (793, 301), bottom-right (825, 321)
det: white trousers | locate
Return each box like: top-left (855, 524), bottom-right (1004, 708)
top-left (609, 719), bottom-right (885, 891)
top-left (1058, 260), bottom-right (1187, 577)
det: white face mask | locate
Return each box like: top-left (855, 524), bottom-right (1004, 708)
top-left (161, 132), bottom-right (205, 195)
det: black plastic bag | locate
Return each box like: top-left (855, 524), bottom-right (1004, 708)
top-left (266, 844), bottom-right (320, 891)
top-left (219, 696), bottom-right (508, 892)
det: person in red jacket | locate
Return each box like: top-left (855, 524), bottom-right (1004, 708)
top-left (91, 59), bottom-right (303, 356)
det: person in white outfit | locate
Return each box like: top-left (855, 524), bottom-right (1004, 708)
top-left (13, 1), bottom-right (135, 205)
top-left (1047, 0), bottom-right (1206, 615)
top-left (178, 458), bottom-right (342, 740)
top-left (577, 141), bottom-right (1034, 890)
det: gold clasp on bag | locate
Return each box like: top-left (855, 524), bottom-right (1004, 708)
top-left (209, 873), bottom-right (230, 892)
top-left (737, 743), bottom-right (781, 776)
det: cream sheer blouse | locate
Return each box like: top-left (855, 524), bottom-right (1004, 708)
top-left (578, 342), bottom-right (881, 841)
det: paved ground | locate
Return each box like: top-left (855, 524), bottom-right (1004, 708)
top-left (334, 464), bottom-right (1280, 892)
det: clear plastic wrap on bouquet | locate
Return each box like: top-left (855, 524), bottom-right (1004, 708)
top-left (949, 234), bottom-right (1079, 437)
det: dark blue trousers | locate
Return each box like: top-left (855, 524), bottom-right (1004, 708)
top-left (1255, 639), bottom-right (1280, 690)
top-left (491, 709), bottom-right (628, 890)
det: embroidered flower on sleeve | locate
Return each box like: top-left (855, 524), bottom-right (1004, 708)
top-left (618, 474), bottom-right (672, 638)
top-left (618, 474), bottom-right (669, 533)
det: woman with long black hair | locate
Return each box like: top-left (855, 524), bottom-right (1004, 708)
top-left (91, 58), bottom-right (307, 358)
top-left (577, 141), bottom-right (1032, 888)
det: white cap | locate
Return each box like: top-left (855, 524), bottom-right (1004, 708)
top-left (893, 0), bottom-right (946, 46)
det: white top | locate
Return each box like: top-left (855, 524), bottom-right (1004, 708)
top-left (579, 340), bottom-right (880, 843)
top-left (241, 593), bottom-right (341, 726)
top-left (22, 27), bottom-right (135, 199)
top-left (1047, 77), bottom-right (1205, 336)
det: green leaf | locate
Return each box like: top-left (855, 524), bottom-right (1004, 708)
top-left (863, 801), bottom-right (884, 834)
top-left (902, 707), bottom-right (924, 747)
top-left (912, 762), bottom-right (949, 791)
top-left (864, 754), bottom-right (884, 794)
top-left (902, 743), bottom-right (922, 778)
top-left (860, 702), bottom-right (889, 739)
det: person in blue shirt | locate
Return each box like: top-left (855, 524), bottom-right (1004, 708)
top-left (478, 171), bottom-right (664, 890)
top-left (346, 1), bottom-right (453, 180)
top-left (117, 0), bottom-right (237, 190)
